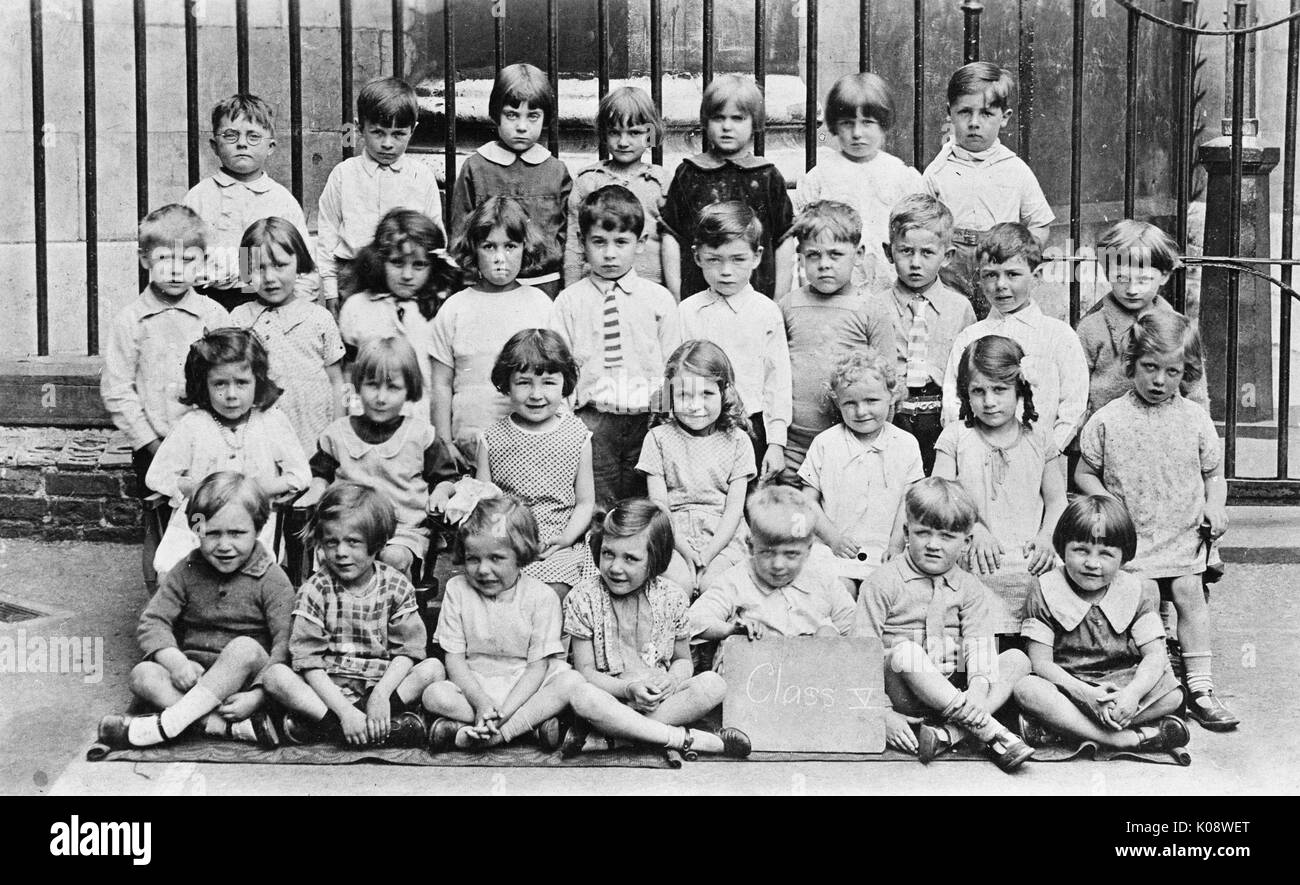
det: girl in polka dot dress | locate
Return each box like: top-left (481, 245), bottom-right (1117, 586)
top-left (454, 329), bottom-right (596, 599)
top-left (637, 340), bottom-right (756, 595)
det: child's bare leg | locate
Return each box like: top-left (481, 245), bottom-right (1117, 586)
top-left (129, 662), bottom-right (185, 709)
top-left (570, 682), bottom-right (726, 753)
top-left (663, 553), bottom-right (697, 596)
top-left (644, 672), bottom-right (727, 726)
top-left (396, 659), bottom-right (445, 706)
top-left (1014, 675), bottom-right (1139, 748)
top-left (890, 641), bottom-right (1011, 743)
top-left (125, 638), bottom-right (268, 745)
top-left (1169, 574), bottom-right (1209, 659)
top-left (261, 663), bottom-right (329, 721)
top-left (379, 544), bottom-right (415, 578)
top-left (1129, 687), bottom-right (1185, 725)
top-left (498, 669), bottom-right (586, 742)
top-left (421, 681), bottom-right (476, 722)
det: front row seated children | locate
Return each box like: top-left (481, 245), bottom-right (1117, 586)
top-left (425, 494), bottom-right (586, 751)
top-left (1075, 311), bottom-right (1237, 730)
top-left (800, 348), bottom-right (923, 581)
top-left (262, 483), bottom-right (444, 747)
top-left (146, 327), bottom-right (309, 576)
top-left (639, 340), bottom-right (755, 596)
top-left (304, 337), bottom-right (457, 579)
top-left (855, 477), bottom-right (1034, 771)
top-left (931, 334), bottom-right (1066, 631)
top-left (99, 473), bottom-right (294, 749)
top-left (551, 184), bottom-right (682, 506)
top-left (1014, 496), bottom-right (1191, 753)
top-left (564, 500), bottom-right (751, 758)
top-left (689, 486), bottom-right (856, 653)
top-left (678, 201), bottom-right (792, 479)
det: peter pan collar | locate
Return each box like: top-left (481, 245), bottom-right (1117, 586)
top-left (139, 286), bottom-right (210, 319)
top-left (339, 414), bottom-right (417, 461)
top-left (1039, 567), bottom-right (1143, 633)
top-left (476, 140), bottom-right (552, 166)
top-left (360, 151), bottom-right (407, 174)
top-left (682, 151), bottom-right (773, 171)
top-left (213, 169), bottom-right (273, 192)
top-left (696, 285), bottom-right (758, 311)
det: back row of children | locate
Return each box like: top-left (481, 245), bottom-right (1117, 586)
top-left (101, 52), bottom-right (1238, 754)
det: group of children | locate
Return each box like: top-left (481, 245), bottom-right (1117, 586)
top-left (95, 57), bottom-right (1237, 772)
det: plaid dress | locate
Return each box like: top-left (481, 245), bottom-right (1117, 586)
top-left (290, 561), bottom-right (427, 700)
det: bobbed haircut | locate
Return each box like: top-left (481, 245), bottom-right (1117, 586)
top-left (589, 498), bottom-right (675, 583)
top-left (489, 63), bottom-right (555, 123)
top-left (700, 73), bottom-right (765, 134)
top-left (578, 184), bottom-right (645, 238)
top-left (240, 216), bottom-right (315, 277)
top-left (1052, 494), bottom-right (1138, 563)
top-left (598, 86), bottom-right (665, 146)
top-left (350, 336), bottom-right (424, 403)
top-left (790, 200), bottom-right (863, 248)
top-left (452, 494), bottom-right (541, 568)
top-left (947, 61), bottom-right (1015, 110)
top-left (956, 334), bottom-right (1039, 428)
top-left (139, 203), bottom-right (207, 254)
top-left (308, 482), bottom-right (397, 556)
top-left (977, 222), bottom-right (1042, 271)
top-left (827, 347), bottom-right (899, 404)
top-left (746, 485), bottom-right (818, 547)
top-left (181, 327), bottom-right (280, 412)
top-left (449, 195), bottom-right (543, 278)
top-left (1122, 309), bottom-right (1204, 388)
top-left (656, 339), bottom-right (751, 434)
top-left (693, 200), bottom-right (763, 251)
top-left (491, 328), bottom-right (579, 398)
top-left (889, 193), bottom-right (955, 244)
top-left (211, 93), bottom-right (275, 135)
top-left (353, 209), bottom-right (447, 300)
top-left (904, 477), bottom-right (980, 534)
top-left (356, 76), bottom-right (419, 128)
top-left (1095, 219), bottom-right (1181, 277)
top-left (188, 470), bottom-right (271, 533)
top-left (825, 72), bottom-right (895, 130)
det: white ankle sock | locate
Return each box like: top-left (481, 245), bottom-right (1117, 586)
top-left (126, 714), bottom-right (166, 746)
top-left (159, 685), bottom-right (221, 739)
top-left (229, 718), bottom-right (259, 742)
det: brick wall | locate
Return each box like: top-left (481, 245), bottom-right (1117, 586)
top-left (0, 428), bottom-right (140, 543)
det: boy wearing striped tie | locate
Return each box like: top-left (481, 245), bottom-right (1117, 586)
top-left (551, 185), bottom-right (682, 506)
top-left (869, 194), bottom-right (975, 474)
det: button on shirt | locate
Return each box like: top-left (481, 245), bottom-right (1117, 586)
top-left (551, 270), bottom-right (681, 414)
top-left (316, 152), bottom-right (445, 301)
top-left (100, 287), bottom-right (231, 449)
top-left (689, 561), bottom-right (856, 643)
top-left (941, 300), bottom-right (1089, 454)
top-left (868, 279), bottom-right (976, 390)
top-left (679, 285), bottom-right (793, 447)
top-left (922, 140), bottom-right (1055, 233)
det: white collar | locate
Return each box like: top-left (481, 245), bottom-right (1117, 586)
top-left (476, 140), bottom-right (552, 166)
top-left (360, 151), bottom-right (407, 174)
top-left (212, 169), bottom-right (273, 192)
top-left (1039, 567), bottom-right (1143, 633)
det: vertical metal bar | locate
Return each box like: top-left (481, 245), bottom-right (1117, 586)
top-left (754, 0), bottom-right (766, 157)
top-left (913, 0), bottom-right (924, 169)
top-left (1224, 1), bottom-right (1248, 479)
top-left (443, 0), bottom-right (456, 232)
top-left (1123, 6), bottom-right (1138, 218)
top-left (547, 0), bottom-right (559, 157)
top-left (598, 0), bottom-right (610, 161)
top-left (1174, 0), bottom-right (1196, 312)
top-left (650, 0), bottom-right (664, 166)
top-left (1069, 0), bottom-right (1084, 327)
top-left (494, 2), bottom-right (504, 74)
top-left (31, 0), bottom-right (48, 356)
top-left (702, 0), bottom-right (714, 86)
top-left (236, 0), bottom-right (249, 93)
top-left (185, 0), bottom-right (200, 187)
top-left (134, 0), bottom-right (149, 292)
top-left (859, 0), bottom-right (870, 72)
top-left (288, 0), bottom-right (303, 205)
top-left (83, 0), bottom-right (98, 355)
top-left (962, 0), bottom-right (982, 64)
top-left (1017, 0), bottom-right (1034, 162)
top-left (805, 0), bottom-right (817, 171)
top-left (392, 0), bottom-right (404, 77)
top-left (341, 0), bottom-right (353, 162)
top-left (1279, 0), bottom-right (1299, 478)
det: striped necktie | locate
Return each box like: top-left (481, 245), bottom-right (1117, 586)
top-left (603, 283), bottom-right (623, 369)
top-left (905, 296), bottom-right (930, 388)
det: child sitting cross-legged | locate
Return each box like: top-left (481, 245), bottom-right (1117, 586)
top-left (854, 477), bottom-right (1034, 771)
top-left (98, 472), bottom-right (293, 749)
top-left (424, 491), bottom-right (586, 752)
top-left (562, 499), bottom-right (751, 758)
top-left (262, 483), bottom-right (445, 747)
top-left (1013, 496), bottom-right (1191, 754)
